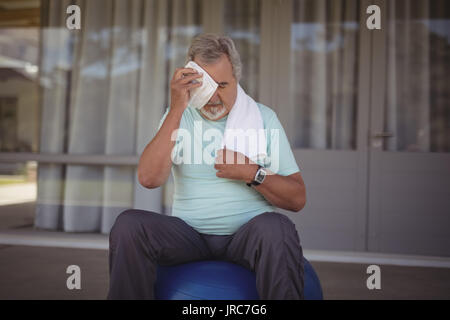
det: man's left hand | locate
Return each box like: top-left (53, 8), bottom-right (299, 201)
top-left (214, 148), bottom-right (259, 183)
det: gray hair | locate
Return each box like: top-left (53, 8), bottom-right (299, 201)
top-left (187, 33), bottom-right (242, 81)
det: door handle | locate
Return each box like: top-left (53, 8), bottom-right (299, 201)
top-left (373, 132), bottom-right (394, 138)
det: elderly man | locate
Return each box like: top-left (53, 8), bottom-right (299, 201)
top-left (107, 34), bottom-right (306, 300)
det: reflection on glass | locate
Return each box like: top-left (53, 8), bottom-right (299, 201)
top-left (0, 161), bottom-right (37, 230)
top-left (289, 0), bottom-right (359, 150)
top-left (384, 0), bottom-right (450, 153)
top-left (35, 163), bottom-right (136, 234)
top-left (224, 0), bottom-right (261, 99)
top-left (0, 26), bottom-right (40, 152)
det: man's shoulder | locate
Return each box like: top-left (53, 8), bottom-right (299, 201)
top-left (256, 102), bottom-right (278, 126)
top-left (163, 105), bottom-right (197, 121)
top-left (163, 105), bottom-right (193, 114)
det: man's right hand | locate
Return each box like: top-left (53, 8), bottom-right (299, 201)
top-left (170, 67), bottom-right (203, 113)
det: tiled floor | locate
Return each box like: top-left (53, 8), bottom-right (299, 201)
top-left (0, 244), bottom-right (449, 300)
top-left (0, 245), bottom-right (109, 299)
top-left (314, 261), bottom-right (450, 299)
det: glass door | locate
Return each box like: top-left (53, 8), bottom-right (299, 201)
top-left (367, 0), bottom-right (450, 256)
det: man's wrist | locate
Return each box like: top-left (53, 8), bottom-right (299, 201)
top-left (168, 106), bottom-right (185, 119)
top-left (245, 164), bottom-right (260, 184)
top-left (167, 105), bottom-right (187, 119)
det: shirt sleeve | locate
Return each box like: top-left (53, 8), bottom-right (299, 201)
top-left (156, 106), bottom-right (183, 164)
top-left (264, 113), bottom-right (300, 176)
top-left (157, 106), bottom-right (170, 132)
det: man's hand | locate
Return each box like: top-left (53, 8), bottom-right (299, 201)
top-left (214, 148), bottom-right (306, 212)
top-left (170, 67), bottom-right (203, 113)
top-left (214, 148), bottom-right (259, 183)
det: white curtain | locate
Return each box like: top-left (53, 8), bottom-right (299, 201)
top-left (290, 0), bottom-right (359, 149)
top-left (385, 0), bottom-right (449, 153)
top-left (36, 0), bottom-right (202, 233)
top-left (36, 0), bottom-right (76, 231)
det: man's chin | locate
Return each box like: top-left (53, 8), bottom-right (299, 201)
top-left (204, 104), bottom-right (223, 108)
top-left (199, 105), bottom-right (228, 120)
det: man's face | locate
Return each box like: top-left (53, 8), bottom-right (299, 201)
top-left (194, 54), bottom-right (238, 121)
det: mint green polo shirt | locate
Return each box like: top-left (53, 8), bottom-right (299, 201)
top-left (157, 103), bottom-right (300, 235)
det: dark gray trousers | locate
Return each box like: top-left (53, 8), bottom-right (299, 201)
top-left (107, 209), bottom-right (304, 300)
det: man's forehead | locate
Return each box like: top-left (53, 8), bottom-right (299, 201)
top-left (194, 56), bottom-right (233, 83)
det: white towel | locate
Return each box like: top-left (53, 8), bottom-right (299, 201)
top-left (221, 84), bottom-right (267, 162)
top-left (184, 61), bottom-right (218, 110)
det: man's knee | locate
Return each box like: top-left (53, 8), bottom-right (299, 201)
top-left (247, 212), bottom-right (299, 243)
top-left (109, 209), bottom-right (159, 242)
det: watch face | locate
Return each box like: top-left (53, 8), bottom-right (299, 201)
top-left (255, 168), bottom-right (266, 183)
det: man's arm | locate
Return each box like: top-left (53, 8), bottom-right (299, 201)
top-left (214, 149), bottom-right (306, 212)
top-left (251, 171), bottom-right (306, 212)
top-left (137, 107), bottom-right (183, 188)
top-left (137, 67), bottom-right (202, 188)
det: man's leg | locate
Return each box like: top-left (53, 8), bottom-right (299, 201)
top-left (225, 212), bottom-right (304, 300)
top-left (107, 209), bottom-right (211, 300)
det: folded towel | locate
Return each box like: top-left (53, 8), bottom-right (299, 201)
top-left (221, 84), bottom-right (267, 162)
top-left (184, 61), bottom-right (218, 110)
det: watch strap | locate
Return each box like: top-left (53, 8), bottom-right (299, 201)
top-left (246, 165), bottom-right (263, 187)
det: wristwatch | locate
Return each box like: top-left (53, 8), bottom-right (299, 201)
top-left (247, 165), bottom-right (267, 187)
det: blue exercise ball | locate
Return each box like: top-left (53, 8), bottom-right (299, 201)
top-left (155, 258), bottom-right (323, 300)
top-left (303, 258), bottom-right (324, 300)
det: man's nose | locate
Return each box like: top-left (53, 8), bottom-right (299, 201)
top-left (208, 89), bottom-right (220, 103)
